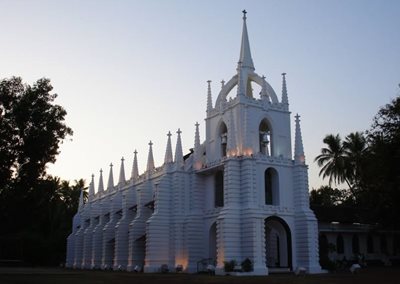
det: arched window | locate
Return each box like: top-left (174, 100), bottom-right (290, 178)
top-left (319, 234), bottom-right (329, 259)
top-left (380, 235), bottom-right (387, 253)
top-left (336, 234), bottom-right (344, 254)
top-left (215, 171), bottom-right (224, 207)
top-left (259, 119), bottom-right (272, 156)
top-left (219, 122), bottom-right (227, 157)
top-left (265, 168), bottom-right (279, 205)
top-left (352, 234), bottom-right (360, 254)
top-left (367, 235), bottom-right (374, 253)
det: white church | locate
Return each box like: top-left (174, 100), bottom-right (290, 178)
top-left (66, 11), bottom-right (322, 275)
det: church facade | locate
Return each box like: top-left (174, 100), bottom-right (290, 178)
top-left (66, 12), bottom-right (322, 275)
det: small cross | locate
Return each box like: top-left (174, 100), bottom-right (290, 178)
top-left (195, 122), bottom-right (199, 128)
top-left (149, 140), bottom-right (153, 147)
top-left (167, 131), bottom-right (172, 137)
top-left (100, 168), bottom-right (103, 174)
top-left (221, 79), bottom-right (225, 86)
top-left (282, 72), bottom-right (286, 77)
top-left (177, 128), bottom-right (182, 135)
top-left (121, 157), bottom-right (124, 162)
top-left (110, 163), bottom-right (113, 168)
top-left (134, 149), bottom-right (138, 155)
top-left (242, 10), bottom-right (247, 19)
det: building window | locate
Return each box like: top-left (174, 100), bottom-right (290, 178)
top-left (380, 235), bottom-right (387, 254)
top-left (352, 234), bottom-right (360, 254)
top-left (215, 171), bottom-right (224, 207)
top-left (265, 168), bottom-right (279, 205)
top-left (259, 119), bottom-right (272, 156)
top-left (336, 234), bottom-right (344, 254)
top-left (367, 235), bottom-right (374, 253)
top-left (219, 122), bottom-right (227, 157)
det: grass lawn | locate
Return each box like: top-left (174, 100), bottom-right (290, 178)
top-left (0, 266), bottom-right (399, 284)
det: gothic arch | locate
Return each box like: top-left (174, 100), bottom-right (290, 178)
top-left (209, 222), bottom-right (217, 261)
top-left (259, 118), bottom-right (273, 155)
top-left (215, 72), bottom-right (279, 106)
top-left (264, 167), bottom-right (279, 205)
top-left (264, 216), bottom-right (292, 269)
top-left (214, 170), bottom-right (224, 207)
top-left (336, 234), bottom-right (344, 254)
top-left (216, 120), bottom-right (228, 158)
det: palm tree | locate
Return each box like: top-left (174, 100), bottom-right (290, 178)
top-left (343, 132), bottom-right (367, 190)
top-left (314, 134), bottom-right (351, 187)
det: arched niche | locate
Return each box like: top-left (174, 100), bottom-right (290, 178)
top-left (218, 121), bottom-right (228, 158)
top-left (265, 168), bottom-right (279, 205)
top-left (214, 171), bottom-right (224, 208)
top-left (209, 222), bottom-right (217, 261)
top-left (259, 118), bottom-right (273, 156)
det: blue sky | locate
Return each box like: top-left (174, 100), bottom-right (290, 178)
top-left (1, 0), bottom-right (399, 190)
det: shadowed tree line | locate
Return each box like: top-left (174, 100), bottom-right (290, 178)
top-left (0, 77), bottom-right (84, 266)
top-left (311, 95), bottom-right (400, 229)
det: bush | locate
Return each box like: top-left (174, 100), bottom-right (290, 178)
top-left (241, 258), bottom-right (253, 272)
top-left (223, 260), bottom-right (236, 272)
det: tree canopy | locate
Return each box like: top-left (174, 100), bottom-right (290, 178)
top-left (313, 95), bottom-right (400, 229)
top-left (0, 77), bottom-right (82, 265)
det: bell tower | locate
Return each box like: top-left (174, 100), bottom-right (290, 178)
top-left (205, 10), bottom-right (292, 163)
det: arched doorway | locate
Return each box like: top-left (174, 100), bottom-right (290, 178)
top-left (264, 217), bottom-right (292, 270)
top-left (209, 222), bottom-right (217, 262)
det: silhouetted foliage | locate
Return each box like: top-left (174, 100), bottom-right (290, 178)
top-left (0, 77), bottom-right (82, 265)
top-left (314, 95), bottom-right (400, 229)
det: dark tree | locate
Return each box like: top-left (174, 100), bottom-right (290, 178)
top-left (0, 77), bottom-right (76, 265)
top-left (0, 77), bottom-right (73, 188)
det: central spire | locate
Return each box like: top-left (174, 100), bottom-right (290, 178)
top-left (239, 10), bottom-right (254, 71)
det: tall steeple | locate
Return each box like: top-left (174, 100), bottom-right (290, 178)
top-left (146, 141), bottom-right (155, 172)
top-left (98, 169), bottom-right (104, 193)
top-left (174, 128), bottom-right (183, 166)
top-left (118, 157), bottom-right (126, 186)
top-left (107, 163), bottom-right (114, 191)
top-left (294, 114), bottom-right (305, 164)
top-left (239, 10), bottom-right (254, 71)
top-left (206, 80), bottom-right (213, 113)
top-left (131, 150), bottom-right (139, 179)
top-left (281, 73), bottom-right (289, 108)
top-left (88, 174), bottom-right (95, 201)
top-left (164, 131), bottom-right (173, 164)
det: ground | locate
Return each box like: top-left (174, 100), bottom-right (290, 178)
top-left (0, 267), bottom-right (399, 284)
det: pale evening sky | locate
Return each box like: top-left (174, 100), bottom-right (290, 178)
top-left (1, 0), bottom-right (399, 190)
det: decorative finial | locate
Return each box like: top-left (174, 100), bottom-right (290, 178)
top-left (164, 131), bottom-right (173, 164)
top-left (221, 79), bottom-right (225, 87)
top-left (174, 128), bottom-right (184, 166)
top-left (242, 9), bottom-right (247, 20)
top-left (110, 163), bottom-right (113, 168)
top-left (206, 80), bottom-right (213, 112)
top-left (262, 75), bottom-right (266, 80)
top-left (149, 140), bottom-right (153, 146)
top-left (131, 149), bottom-right (139, 180)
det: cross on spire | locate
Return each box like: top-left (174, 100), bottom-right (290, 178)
top-left (242, 9), bottom-right (247, 20)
